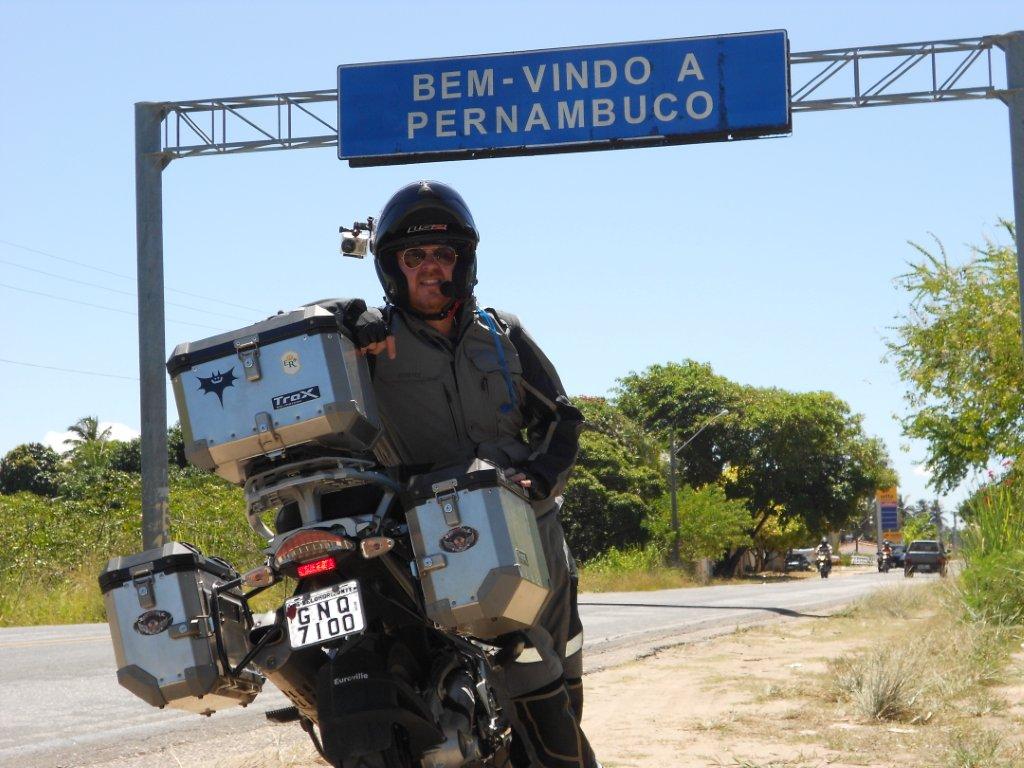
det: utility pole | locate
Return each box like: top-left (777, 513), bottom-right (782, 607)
top-left (667, 408), bottom-right (728, 567)
top-left (668, 432), bottom-right (680, 565)
top-left (996, 32), bottom-right (1024, 358)
top-left (135, 103), bottom-right (170, 551)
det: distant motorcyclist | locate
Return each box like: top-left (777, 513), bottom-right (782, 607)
top-left (815, 537), bottom-right (833, 577)
top-left (878, 542), bottom-right (893, 572)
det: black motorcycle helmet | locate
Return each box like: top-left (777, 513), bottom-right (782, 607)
top-left (370, 181), bottom-right (479, 312)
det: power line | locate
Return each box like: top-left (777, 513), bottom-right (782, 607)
top-left (0, 238), bottom-right (267, 314)
top-left (0, 282), bottom-right (224, 331)
top-left (0, 357), bottom-right (138, 381)
top-left (0, 258), bottom-right (252, 322)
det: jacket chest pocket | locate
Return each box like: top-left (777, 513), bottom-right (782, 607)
top-left (462, 341), bottom-right (524, 442)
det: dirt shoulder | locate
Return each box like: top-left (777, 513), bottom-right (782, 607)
top-left (584, 587), bottom-right (1024, 768)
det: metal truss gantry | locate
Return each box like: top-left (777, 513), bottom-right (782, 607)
top-left (136, 33), bottom-right (1024, 548)
top-left (153, 35), bottom-right (1008, 160)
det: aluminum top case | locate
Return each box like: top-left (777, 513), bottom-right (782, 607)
top-left (402, 459), bottom-right (551, 639)
top-left (167, 305), bottom-right (381, 483)
top-left (99, 542), bottom-right (263, 716)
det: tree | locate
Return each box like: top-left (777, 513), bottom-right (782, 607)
top-left (108, 438), bottom-right (142, 473)
top-left (0, 443), bottom-right (63, 496)
top-left (616, 361), bottom-right (895, 572)
top-left (63, 416), bottom-right (113, 468)
top-left (560, 398), bottom-right (665, 561)
top-left (646, 484), bottom-right (752, 564)
top-left (167, 422), bottom-right (189, 468)
top-left (617, 361), bottom-right (739, 486)
top-left (902, 500), bottom-right (939, 542)
top-left (887, 224), bottom-right (1023, 491)
top-left (63, 415), bottom-right (112, 448)
top-left (729, 387), bottom-right (895, 539)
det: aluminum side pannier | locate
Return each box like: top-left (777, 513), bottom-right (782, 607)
top-left (99, 542), bottom-right (263, 716)
top-left (402, 459), bottom-right (551, 639)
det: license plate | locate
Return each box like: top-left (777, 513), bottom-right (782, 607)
top-left (285, 580), bottom-right (365, 649)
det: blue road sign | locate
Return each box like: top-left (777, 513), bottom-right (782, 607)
top-left (338, 31), bottom-right (790, 166)
top-left (880, 505), bottom-right (899, 531)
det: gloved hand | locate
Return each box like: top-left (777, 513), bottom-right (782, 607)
top-left (354, 307), bottom-right (396, 359)
top-left (503, 466), bottom-right (548, 500)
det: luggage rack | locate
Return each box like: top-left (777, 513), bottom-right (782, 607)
top-left (244, 456), bottom-right (401, 539)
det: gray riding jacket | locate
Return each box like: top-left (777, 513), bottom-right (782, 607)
top-left (318, 298), bottom-right (583, 508)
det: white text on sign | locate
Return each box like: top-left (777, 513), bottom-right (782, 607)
top-left (406, 54), bottom-right (712, 139)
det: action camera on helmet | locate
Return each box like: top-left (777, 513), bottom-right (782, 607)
top-left (339, 219), bottom-right (374, 258)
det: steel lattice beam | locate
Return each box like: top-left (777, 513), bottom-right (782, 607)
top-left (791, 36), bottom-right (999, 111)
top-left (154, 36), bottom-right (1010, 161)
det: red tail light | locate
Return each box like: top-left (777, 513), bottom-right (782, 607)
top-left (274, 529), bottom-right (353, 570)
top-left (296, 556), bottom-right (338, 578)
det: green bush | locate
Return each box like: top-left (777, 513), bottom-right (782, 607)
top-left (108, 438), bottom-right (142, 473)
top-left (645, 485), bottom-right (751, 564)
top-left (959, 481), bottom-right (1024, 626)
top-left (0, 465), bottom-right (263, 625)
top-left (0, 443), bottom-right (63, 496)
top-left (959, 549), bottom-right (1024, 626)
top-left (583, 544), bottom-right (665, 575)
top-left (560, 398), bottom-right (665, 561)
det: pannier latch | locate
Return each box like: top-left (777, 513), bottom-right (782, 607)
top-left (129, 565), bottom-right (156, 609)
top-left (169, 616), bottom-right (214, 640)
top-left (234, 336), bottom-right (261, 382)
top-left (431, 479), bottom-right (460, 526)
top-left (254, 411), bottom-right (286, 458)
top-left (418, 554), bottom-right (447, 573)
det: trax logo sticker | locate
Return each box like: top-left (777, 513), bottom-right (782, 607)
top-left (272, 385), bottom-right (321, 410)
top-left (407, 223), bottom-right (448, 233)
top-left (196, 367), bottom-right (237, 406)
top-left (440, 525), bottom-right (479, 553)
top-left (281, 351), bottom-right (301, 375)
top-left (134, 610), bottom-right (173, 635)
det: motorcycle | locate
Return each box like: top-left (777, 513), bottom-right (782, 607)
top-left (101, 307), bottom-right (545, 768)
top-left (815, 552), bottom-right (831, 579)
top-left (877, 552), bottom-right (892, 573)
top-left (240, 457), bottom-right (521, 768)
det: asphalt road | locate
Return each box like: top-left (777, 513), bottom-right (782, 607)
top-left (0, 569), bottom-right (926, 767)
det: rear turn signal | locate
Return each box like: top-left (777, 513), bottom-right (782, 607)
top-left (360, 537), bottom-right (395, 559)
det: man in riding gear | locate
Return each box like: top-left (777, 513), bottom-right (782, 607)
top-left (816, 537), bottom-right (832, 557)
top-left (321, 181), bottom-right (599, 768)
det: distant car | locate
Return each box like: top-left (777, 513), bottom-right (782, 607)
top-left (904, 540), bottom-right (948, 577)
top-left (784, 553), bottom-right (812, 572)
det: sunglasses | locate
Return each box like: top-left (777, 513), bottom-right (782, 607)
top-left (399, 245), bottom-right (458, 269)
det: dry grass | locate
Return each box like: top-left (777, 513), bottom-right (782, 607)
top-left (578, 566), bottom-right (702, 592)
top-left (845, 582), bottom-right (932, 619)
top-left (826, 584), bottom-right (1014, 724)
top-left (829, 644), bottom-right (926, 721)
top-left (943, 728), bottom-right (1024, 768)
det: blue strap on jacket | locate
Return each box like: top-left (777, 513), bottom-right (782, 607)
top-left (476, 308), bottom-right (519, 414)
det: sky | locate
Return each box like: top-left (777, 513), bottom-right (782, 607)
top-left (1, 0), bottom-right (1022, 514)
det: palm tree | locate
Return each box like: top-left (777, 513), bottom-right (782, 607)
top-left (63, 416), bottom-right (112, 449)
